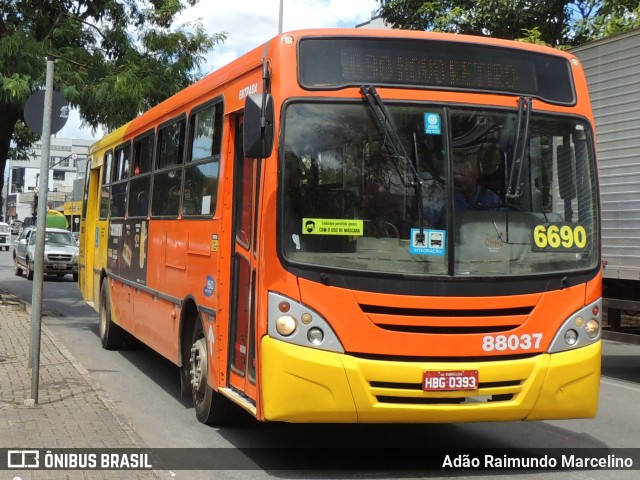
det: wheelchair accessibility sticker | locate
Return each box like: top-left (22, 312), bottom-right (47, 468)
top-left (410, 228), bottom-right (445, 255)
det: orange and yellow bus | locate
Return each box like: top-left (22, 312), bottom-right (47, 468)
top-left (79, 28), bottom-right (602, 425)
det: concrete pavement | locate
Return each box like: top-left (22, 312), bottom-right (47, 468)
top-left (0, 290), bottom-right (170, 479)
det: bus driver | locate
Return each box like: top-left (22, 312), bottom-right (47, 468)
top-left (423, 152), bottom-right (503, 228)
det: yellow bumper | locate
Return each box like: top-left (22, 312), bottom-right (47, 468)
top-left (261, 337), bottom-right (601, 423)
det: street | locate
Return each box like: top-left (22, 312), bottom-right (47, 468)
top-left (1, 243), bottom-right (640, 479)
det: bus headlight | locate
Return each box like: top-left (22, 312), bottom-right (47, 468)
top-left (307, 327), bottom-right (324, 345)
top-left (276, 315), bottom-right (297, 336)
top-left (585, 319), bottom-right (600, 339)
top-left (564, 329), bottom-right (578, 346)
top-left (268, 292), bottom-right (344, 353)
top-left (548, 298), bottom-right (602, 353)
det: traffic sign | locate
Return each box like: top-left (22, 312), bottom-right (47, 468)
top-left (24, 90), bottom-right (70, 135)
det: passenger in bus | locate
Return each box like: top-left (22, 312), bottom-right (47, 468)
top-left (423, 153), bottom-right (503, 228)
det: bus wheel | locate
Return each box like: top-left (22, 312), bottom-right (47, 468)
top-left (190, 320), bottom-right (234, 425)
top-left (99, 281), bottom-right (126, 350)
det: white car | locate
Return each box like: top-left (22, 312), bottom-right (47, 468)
top-left (10, 220), bottom-right (22, 235)
top-left (13, 227), bottom-right (79, 281)
top-left (0, 222), bottom-right (10, 251)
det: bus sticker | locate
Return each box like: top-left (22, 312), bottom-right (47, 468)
top-left (302, 218), bottom-right (364, 236)
top-left (532, 224), bottom-right (588, 251)
top-left (410, 228), bottom-right (446, 256)
top-left (424, 112), bottom-right (441, 135)
top-left (204, 276), bottom-right (215, 297)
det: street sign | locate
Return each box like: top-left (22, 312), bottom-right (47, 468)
top-left (24, 90), bottom-right (69, 135)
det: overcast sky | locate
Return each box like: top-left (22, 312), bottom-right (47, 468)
top-left (56, 0), bottom-right (381, 141)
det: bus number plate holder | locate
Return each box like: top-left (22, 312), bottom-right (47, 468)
top-left (422, 370), bottom-right (478, 391)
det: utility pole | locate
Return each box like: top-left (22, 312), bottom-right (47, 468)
top-left (27, 57), bottom-right (55, 405)
top-left (3, 157), bottom-right (12, 222)
top-left (23, 57), bottom-right (69, 405)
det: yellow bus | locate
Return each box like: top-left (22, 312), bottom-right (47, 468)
top-left (79, 29), bottom-right (602, 425)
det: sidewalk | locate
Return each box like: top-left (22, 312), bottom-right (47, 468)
top-left (0, 290), bottom-right (170, 479)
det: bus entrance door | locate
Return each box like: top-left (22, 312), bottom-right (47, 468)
top-left (228, 115), bottom-right (258, 401)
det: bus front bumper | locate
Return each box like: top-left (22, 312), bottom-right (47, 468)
top-left (260, 337), bottom-right (601, 423)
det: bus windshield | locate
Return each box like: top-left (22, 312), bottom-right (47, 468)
top-left (281, 101), bottom-right (599, 277)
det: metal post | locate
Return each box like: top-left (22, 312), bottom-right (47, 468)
top-left (28, 56), bottom-right (55, 404)
top-left (278, 0), bottom-right (283, 34)
top-left (4, 157), bottom-right (11, 221)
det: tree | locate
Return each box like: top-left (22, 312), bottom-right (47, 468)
top-left (376, 1), bottom-right (640, 47)
top-left (1, 0), bottom-right (226, 215)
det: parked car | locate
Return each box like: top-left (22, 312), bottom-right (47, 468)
top-left (0, 222), bottom-right (10, 250)
top-left (10, 220), bottom-right (22, 235)
top-left (13, 227), bottom-right (79, 281)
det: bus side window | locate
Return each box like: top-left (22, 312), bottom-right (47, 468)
top-left (182, 101), bottom-right (223, 217)
top-left (128, 176), bottom-right (151, 217)
top-left (110, 182), bottom-right (127, 218)
top-left (99, 151), bottom-right (113, 219)
top-left (151, 117), bottom-right (185, 218)
top-left (133, 130), bottom-right (154, 176)
top-left (152, 170), bottom-right (181, 217)
top-left (115, 143), bottom-right (131, 181)
top-left (157, 118), bottom-right (186, 170)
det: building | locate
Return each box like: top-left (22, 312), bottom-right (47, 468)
top-left (3, 137), bottom-right (93, 227)
top-left (355, 10), bottom-right (391, 29)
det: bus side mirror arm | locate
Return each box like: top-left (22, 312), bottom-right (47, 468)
top-left (244, 93), bottom-right (274, 159)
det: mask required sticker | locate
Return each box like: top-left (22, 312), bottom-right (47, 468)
top-left (302, 218), bottom-right (364, 236)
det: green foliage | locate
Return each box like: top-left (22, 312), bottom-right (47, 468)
top-left (7, 122), bottom-right (39, 161)
top-left (377, 1), bottom-right (640, 47)
top-left (0, 0), bottom-right (226, 201)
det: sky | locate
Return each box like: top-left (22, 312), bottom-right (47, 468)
top-left (56, 0), bottom-right (381, 141)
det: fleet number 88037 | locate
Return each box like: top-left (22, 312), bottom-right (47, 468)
top-left (482, 333), bottom-right (543, 352)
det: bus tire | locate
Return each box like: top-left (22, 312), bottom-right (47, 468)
top-left (190, 319), bottom-right (234, 425)
top-left (99, 281), bottom-right (127, 350)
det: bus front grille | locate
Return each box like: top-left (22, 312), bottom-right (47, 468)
top-left (360, 304), bottom-right (533, 333)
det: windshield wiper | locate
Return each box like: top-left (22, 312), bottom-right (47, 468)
top-left (360, 85), bottom-right (426, 242)
top-left (501, 96), bottom-right (532, 244)
top-left (506, 96), bottom-right (532, 201)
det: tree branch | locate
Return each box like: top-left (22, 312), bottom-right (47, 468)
top-left (63, 12), bottom-right (112, 46)
top-left (45, 52), bottom-right (87, 69)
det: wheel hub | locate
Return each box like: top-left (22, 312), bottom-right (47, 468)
top-left (190, 338), bottom-right (208, 396)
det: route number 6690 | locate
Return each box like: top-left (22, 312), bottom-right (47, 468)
top-left (482, 333), bottom-right (543, 352)
top-left (533, 224), bottom-right (587, 250)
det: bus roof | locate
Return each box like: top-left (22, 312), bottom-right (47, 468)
top-left (89, 123), bottom-right (130, 156)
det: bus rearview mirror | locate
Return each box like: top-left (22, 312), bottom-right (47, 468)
top-left (244, 93), bottom-right (274, 159)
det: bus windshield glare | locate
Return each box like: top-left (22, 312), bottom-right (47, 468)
top-left (281, 101), bottom-right (599, 277)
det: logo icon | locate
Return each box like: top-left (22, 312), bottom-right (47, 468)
top-left (8, 450), bottom-right (39, 468)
